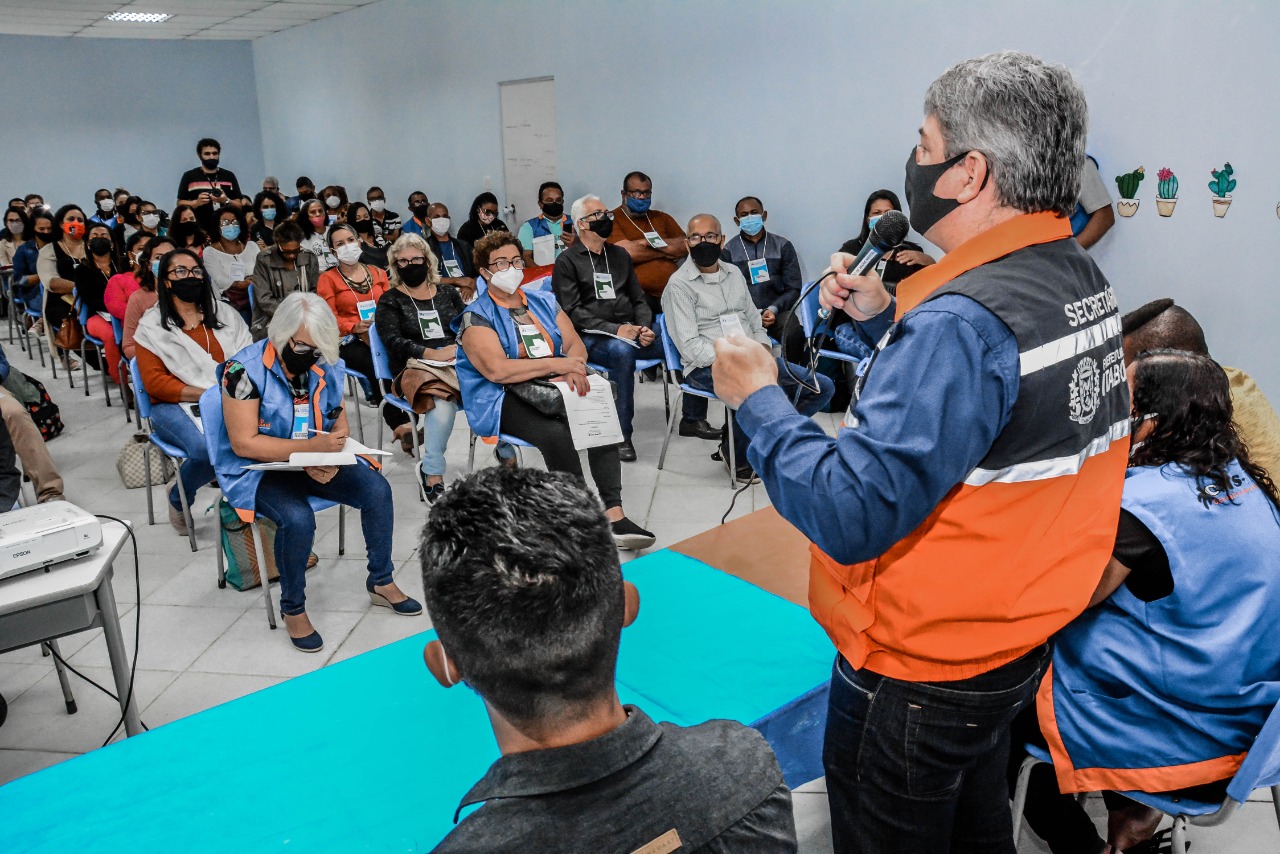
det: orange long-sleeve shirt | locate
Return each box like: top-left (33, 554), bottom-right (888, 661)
top-left (316, 266), bottom-right (389, 336)
top-left (136, 327), bottom-right (224, 403)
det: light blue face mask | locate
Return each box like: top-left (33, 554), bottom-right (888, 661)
top-left (738, 214), bottom-right (764, 236)
top-left (151, 259), bottom-right (161, 278)
top-left (262, 207), bottom-right (277, 221)
top-left (867, 214), bottom-right (883, 231)
top-left (221, 223), bottom-right (241, 241)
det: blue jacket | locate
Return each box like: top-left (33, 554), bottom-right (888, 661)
top-left (1041, 461), bottom-right (1280, 793)
top-left (209, 340), bottom-right (350, 521)
top-left (454, 288), bottom-right (563, 438)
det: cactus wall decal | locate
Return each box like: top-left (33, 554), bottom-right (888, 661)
top-left (1208, 162), bottom-right (1236, 218)
top-left (1156, 167), bottom-right (1178, 217)
top-left (1114, 166), bottom-right (1144, 217)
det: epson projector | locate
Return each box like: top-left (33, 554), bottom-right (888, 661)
top-left (0, 501), bottom-right (102, 581)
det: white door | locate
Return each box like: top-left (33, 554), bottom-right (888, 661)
top-left (499, 77), bottom-right (557, 229)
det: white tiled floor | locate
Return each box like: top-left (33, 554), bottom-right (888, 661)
top-left (2, 342), bottom-right (1277, 853)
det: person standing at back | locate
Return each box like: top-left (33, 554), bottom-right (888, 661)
top-left (607, 171), bottom-right (687, 313)
top-left (710, 51), bottom-right (1130, 853)
top-left (175, 137), bottom-right (241, 233)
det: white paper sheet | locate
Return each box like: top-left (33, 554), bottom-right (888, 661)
top-left (244, 437), bottom-right (390, 471)
top-left (552, 374), bottom-right (624, 450)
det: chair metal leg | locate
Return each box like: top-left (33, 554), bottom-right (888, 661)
top-left (338, 505), bottom-right (346, 556)
top-left (216, 519), bottom-right (226, 588)
top-left (100, 346), bottom-right (112, 406)
top-left (80, 342), bottom-right (90, 396)
top-left (376, 400), bottom-right (386, 453)
top-left (409, 416), bottom-right (426, 502)
top-left (1170, 815), bottom-right (1188, 853)
top-left (173, 464), bottom-right (198, 553)
top-left (1271, 785), bottom-right (1280, 838)
top-left (143, 444), bottom-right (155, 526)
top-left (468, 431), bottom-right (477, 473)
top-left (1010, 754), bottom-right (1041, 844)
top-left (662, 375), bottom-right (671, 426)
top-left (251, 521), bottom-right (277, 629)
top-left (726, 406), bottom-right (737, 488)
top-left (347, 376), bottom-right (366, 444)
top-left (45, 639), bottom-right (77, 714)
top-left (657, 388), bottom-right (683, 471)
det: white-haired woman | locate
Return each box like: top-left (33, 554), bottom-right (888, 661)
top-left (215, 292), bottom-right (421, 653)
top-left (373, 233), bottom-right (465, 502)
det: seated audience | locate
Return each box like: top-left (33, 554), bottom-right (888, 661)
top-left (202, 205), bottom-right (258, 321)
top-left (663, 214), bottom-right (833, 483)
top-left (401, 190), bottom-right (430, 237)
top-left (250, 189), bottom-right (287, 248)
top-left (74, 225), bottom-right (122, 383)
top-left (38, 204), bottom-right (88, 369)
top-left (1015, 349), bottom-right (1280, 854)
top-left (420, 466), bottom-right (797, 851)
top-left (456, 231), bottom-right (654, 549)
top-left (88, 188), bottom-right (117, 229)
top-left (23, 194), bottom-right (44, 214)
top-left (250, 221), bottom-right (318, 340)
top-left (607, 171), bottom-right (687, 311)
top-left (12, 207), bottom-right (52, 331)
top-left (839, 190), bottom-right (935, 292)
top-left (296, 198), bottom-right (336, 270)
top-left (0, 343), bottom-right (64, 503)
top-left (217, 292), bottom-right (421, 652)
top-left (1, 207), bottom-right (25, 271)
top-left (134, 248), bottom-right (252, 534)
top-left (316, 224), bottom-right (399, 425)
top-left (122, 237), bottom-right (176, 360)
top-left (365, 186), bottom-right (401, 245)
top-left (1122, 298), bottom-right (1280, 484)
top-left (168, 203), bottom-right (208, 252)
top-left (721, 196), bottom-right (805, 363)
top-left (517, 182), bottom-right (574, 277)
top-left (456, 191), bottom-right (508, 245)
top-left (552, 194), bottom-right (660, 462)
top-left (373, 234), bottom-right (464, 500)
top-left (346, 202), bottom-right (388, 269)
top-left (424, 202), bottom-right (476, 300)
top-left (287, 176), bottom-right (314, 214)
top-left (320, 184), bottom-right (349, 223)
top-left (104, 231), bottom-right (153, 321)
top-left (133, 200), bottom-right (165, 240)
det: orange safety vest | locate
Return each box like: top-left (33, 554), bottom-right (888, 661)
top-left (810, 212), bottom-right (1130, 682)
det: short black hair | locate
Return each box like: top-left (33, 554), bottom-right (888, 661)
top-left (24, 193), bottom-right (42, 204)
top-left (1122, 299), bottom-right (1208, 356)
top-left (735, 196), bottom-right (764, 213)
top-left (419, 467), bottom-right (623, 727)
top-left (366, 186), bottom-right (384, 198)
top-left (622, 171), bottom-right (651, 190)
top-left (197, 137), bottom-right (220, 153)
top-left (253, 189), bottom-right (288, 222)
top-left (296, 176), bottom-right (313, 189)
top-left (273, 219), bottom-right (304, 246)
top-left (212, 203), bottom-right (248, 239)
top-left (408, 190), bottom-right (428, 204)
top-left (94, 188), bottom-right (111, 200)
top-left (537, 181), bottom-right (564, 201)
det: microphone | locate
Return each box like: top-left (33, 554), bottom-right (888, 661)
top-left (817, 210), bottom-right (910, 326)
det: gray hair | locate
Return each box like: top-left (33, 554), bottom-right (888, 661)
top-left (268, 292), bottom-right (340, 367)
top-left (923, 50), bottom-right (1086, 216)
top-left (263, 175), bottom-right (279, 188)
top-left (570, 194), bottom-right (602, 229)
top-left (386, 232), bottom-right (440, 289)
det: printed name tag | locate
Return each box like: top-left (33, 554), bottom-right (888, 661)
top-left (718, 313), bottom-right (745, 339)
top-left (747, 257), bottom-right (770, 284)
top-left (229, 259), bottom-right (246, 280)
top-left (417, 308), bottom-right (443, 340)
top-left (356, 299), bottom-right (376, 322)
top-left (292, 401), bottom-right (310, 440)
top-left (443, 258), bottom-right (463, 278)
top-left (593, 272), bottom-right (616, 300)
top-left (643, 231), bottom-right (667, 249)
top-left (518, 323), bottom-right (552, 358)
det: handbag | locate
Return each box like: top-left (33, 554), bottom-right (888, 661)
top-left (115, 432), bottom-right (176, 489)
top-left (218, 499), bottom-right (280, 590)
top-left (18, 372), bottom-right (64, 440)
top-left (53, 315), bottom-right (84, 351)
top-left (505, 379), bottom-right (566, 417)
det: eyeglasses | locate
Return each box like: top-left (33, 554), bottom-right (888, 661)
top-left (487, 257), bottom-right (526, 272)
top-left (395, 257), bottom-right (426, 268)
top-left (580, 210), bottom-right (614, 223)
top-left (479, 207), bottom-right (498, 216)
top-left (289, 339), bottom-right (317, 355)
top-left (168, 266), bottom-right (204, 280)
top-left (624, 189), bottom-right (653, 198)
top-left (687, 232), bottom-right (722, 245)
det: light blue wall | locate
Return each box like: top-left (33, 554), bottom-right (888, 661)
top-left (239, 0), bottom-right (1272, 400)
top-left (0, 34), bottom-right (264, 213)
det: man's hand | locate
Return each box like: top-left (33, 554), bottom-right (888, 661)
top-left (821, 252), bottom-right (893, 321)
top-left (617, 238), bottom-right (647, 257)
top-left (712, 334), bottom-right (778, 409)
top-left (561, 229), bottom-right (577, 247)
top-left (761, 309), bottom-right (776, 328)
top-left (636, 326), bottom-right (656, 347)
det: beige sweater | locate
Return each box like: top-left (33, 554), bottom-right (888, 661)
top-left (1225, 365), bottom-right (1280, 486)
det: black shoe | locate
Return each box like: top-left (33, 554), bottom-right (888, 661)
top-left (679, 419), bottom-right (721, 441)
top-left (617, 439), bottom-right (637, 462)
top-left (419, 470), bottom-right (446, 503)
top-left (640, 365), bottom-right (663, 382)
top-left (611, 517), bottom-right (656, 550)
top-left (734, 465), bottom-right (760, 485)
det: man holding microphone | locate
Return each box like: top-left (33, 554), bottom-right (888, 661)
top-left (712, 51), bottom-right (1130, 852)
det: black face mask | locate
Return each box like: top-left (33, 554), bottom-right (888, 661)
top-left (352, 219), bottom-right (374, 235)
top-left (903, 147), bottom-right (982, 235)
top-left (690, 241), bottom-right (721, 268)
top-left (34, 231), bottom-right (53, 245)
top-left (587, 217), bottom-right (614, 239)
top-left (171, 221), bottom-right (198, 239)
top-left (399, 264), bottom-right (430, 287)
top-left (88, 237), bottom-right (113, 257)
top-left (281, 342), bottom-right (321, 375)
top-left (541, 201), bottom-right (564, 218)
top-left (412, 204), bottom-right (431, 221)
top-left (202, 157), bottom-right (220, 170)
top-left (169, 279), bottom-right (204, 303)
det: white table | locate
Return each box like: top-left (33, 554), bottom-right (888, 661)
top-left (0, 520), bottom-right (141, 737)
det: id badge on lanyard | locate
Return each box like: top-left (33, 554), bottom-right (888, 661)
top-left (229, 257), bottom-right (246, 281)
top-left (593, 272), bottom-right (616, 300)
top-left (643, 231), bottom-right (667, 249)
top-left (443, 257), bottom-right (463, 278)
top-left (292, 400), bottom-right (311, 440)
top-left (518, 323), bottom-right (552, 358)
top-left (718, 313), bottom-right (745, 339)
top-left (747, 257), bottom-right (770, 285)
top-left (356, 299), bottom-right (376, 322)
top-left (417, 308), bottom-right (443, 340)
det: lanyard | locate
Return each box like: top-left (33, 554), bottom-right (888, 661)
top-left (339, 263), bottom-right (371, 295)
top-left (741, 232), bottom-right (770, 262)
top-left (586, 245), bottom-right (612, 280)
top-left (622, 208), bottom-right (658, 236)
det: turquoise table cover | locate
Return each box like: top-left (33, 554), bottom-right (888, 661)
top-left (0, 549), bottom-right (832, 852)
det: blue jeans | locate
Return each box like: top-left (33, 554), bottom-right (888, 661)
top-left (148, 402), bottom-right (215, 512)
top-left (584, 335), bottom-right (664, 439)
top-left (824, 645), bottom-right (1050, 854)
top-left (684, 359), bottom-right (833, 458)
top-left (418, 399), bottom-right (459, 476)
top-left (254, 464), bottom-right (395, 616)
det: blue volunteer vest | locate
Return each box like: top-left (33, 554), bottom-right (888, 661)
top-left (453, 288), bottom-right (563, 438)
top-left (523, 214), bottom-right (572, 240)
top-left (1040, 460), bottom-right (1280, 793)
top-left (211, 340), bottom-right (349, 521)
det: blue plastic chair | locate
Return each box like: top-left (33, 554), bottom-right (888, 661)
top-left (110, 316), bottom-right (135, 423)
top-left (128, 357), bottom-right (197, 552)
top-left (77, 296), bottom-right (113, 405)
top-left (655, 314), bottom-right (737, 487)
top-left (798, 281), bottom-right (863, 365)
top-left (198, 382), bottom-right (346, 630)
top-left (1012, 702), bottom-right (1280, 853)
top-left (16, 286), bottom-right (48, 369)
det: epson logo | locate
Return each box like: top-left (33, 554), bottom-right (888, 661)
top-left (11, 548), bottom-right (32, 559)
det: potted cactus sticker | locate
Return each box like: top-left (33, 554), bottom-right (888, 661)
top-left (1114, 167), bottom-right (1144, 216)
top-left (1155, 168), bottom-right (1178, 217)
top-left (1208, 162), bottom-right (1235, 217)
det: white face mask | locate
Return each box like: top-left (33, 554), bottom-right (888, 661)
top-left (334, 242), bottom-right (363, 266)
top-left (430, 217), bottom-right (451, 236)
top-left (325, 195), bottom-right (341, 209)
top-left (6, 220), bottom-right (22, 236)
top-left (98, 199), bottom-right (115, 213)
top-left (488, 266), bottom-right (524, 294)
top-left (369, 199), bottom-right (386, 213)
top-left (141, 213), bottom-right (161, 229)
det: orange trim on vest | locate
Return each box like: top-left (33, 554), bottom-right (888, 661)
top-left (895, 211), bottom-right (1072, 317)
top-left (1036, 666), bottom-right (1245, 793)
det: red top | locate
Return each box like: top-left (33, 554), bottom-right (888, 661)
top-left (317, 265), bottom-right (389, 335)
top-left (104, 272), bottom-right (140, 320)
